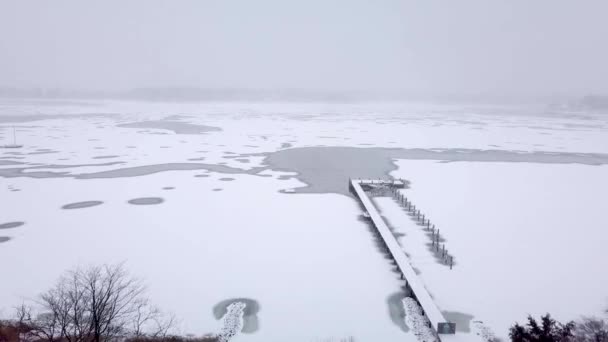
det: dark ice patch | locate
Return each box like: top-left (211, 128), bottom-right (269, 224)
top-left (61, 201), bottom-right (104, 210)
top-left (128, 197), bottom-right (164, 205)
top-left (0, 222), bottom-right (24, 229)
top-left (117, 120), bottom-right (221, 135)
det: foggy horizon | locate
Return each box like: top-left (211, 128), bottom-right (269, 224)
top-left (1, 1), bottom-right (608, 99)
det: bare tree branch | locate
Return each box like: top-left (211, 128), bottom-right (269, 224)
top-left (12, 263), bottom-right (178, 342)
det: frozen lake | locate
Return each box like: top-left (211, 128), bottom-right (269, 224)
top-left (1, 99), bottom-right (608, 341)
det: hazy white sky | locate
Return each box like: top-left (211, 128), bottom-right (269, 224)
top-left (1, 0), bottom-right (607, 97)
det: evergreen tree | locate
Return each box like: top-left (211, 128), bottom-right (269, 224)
top-left (509, 314), bottom-right (575, 342)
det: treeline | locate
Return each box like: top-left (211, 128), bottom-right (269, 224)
top-left (509, 313), bottom-right (608, 342)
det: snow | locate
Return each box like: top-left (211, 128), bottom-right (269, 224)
top-left (471, 321), bottom-right (497, 342)
top-left (2, 99), bottom-right (608, 341)
top-left (219, 302), bottom-right (246, 342)
top-left (403, 297), bottom-right (439, 342)
top-left (380, 161), bottom-right (608, 341)
top-left (350, 180), bottom-right (449, 333)
top-left (0, 171), bottom-right (411, 341)
top-left (375, 196), bottom-right (447, 269)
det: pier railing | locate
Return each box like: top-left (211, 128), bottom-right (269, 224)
top-left (349, 178), bottom-right (456, 336)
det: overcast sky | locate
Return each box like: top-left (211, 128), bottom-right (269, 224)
top-left (1, 0), bottom-right (607, 97)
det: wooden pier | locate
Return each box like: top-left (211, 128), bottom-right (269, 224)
top-left (349, 178), bottom-right (456, 336)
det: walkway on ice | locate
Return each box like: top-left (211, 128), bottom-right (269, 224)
top-left (350, 179), bottom-right (482, 341)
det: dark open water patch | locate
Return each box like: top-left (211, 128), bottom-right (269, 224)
top-left (0, 161), bottom-right (125, 179)
top-left (212, 188), bottom-right (223, 191)
top-left (128, 197), bottom-right (164, 205)
top-left (117, 120), bottom-right (221, 135)
top-left (93, 155), bottom-right (119, 159)
top-left (162, 186), bottom-right (175, 190)
top-left (74, 163), bottom-right (263, 179)
top-left (0, 222), bottom-right (24, 229)
top-left (0, 160), bottom-right (24, 166)
top-left (0, 237), bottom-right (11, 243)
top-left (0, 114), bottom-right (68, 124)
top-left (3, 147), bottom-right (608, 198)
top-left (27, 151), bottom-right (58, 155)
top-left (213, 298), bottom-right (260, 333)
top-left (261, 147), bottom-right (608, 196)
top-left (386, 292), bottom-right (409, 332)
top-left (61, 201), bottom-right (104, 210)
top-left (442, 311), bottom-right (474, 332)
top-left (219, 177), bottom-right (235, 181)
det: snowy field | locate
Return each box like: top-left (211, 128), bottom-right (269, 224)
top-left (376, 162), bottom-right (608, 340)
top-left (1, 99), bottom-right (608, 341)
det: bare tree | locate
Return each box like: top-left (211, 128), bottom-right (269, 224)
top-left (14, 303), bottom-right (31, 330)
top-left (574, 316), bottom-right (608, 342)
top-left (150, 312), bottom-right (177, 339)
top-left (13, 304), bottom-right (33, 341)
top-left (130, 299), bottom-right (177, 338)
top-left (37, 269), bottom-right (91, 342)
top-left (81, 264), bottom-right (146, 341)
top-left (30, 312), bottom-right (60, 342)
top-left (131, 299), bottom-right (158, 338)
top-left (30, 263), bottom-right (169, 342)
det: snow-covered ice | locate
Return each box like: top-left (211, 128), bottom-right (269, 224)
top-left (379, 161), bottom-right (608, 341)
top-left (1, 99), bottom-right (608, 341)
